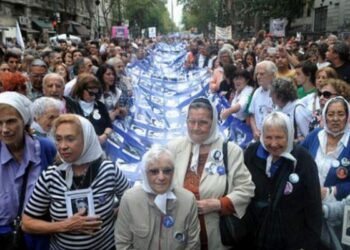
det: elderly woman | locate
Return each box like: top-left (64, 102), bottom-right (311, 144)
top-left (0, 92), bottom-right (56, 250)
top-left (270, 77), bottom-right (312, 141)
top-left (244, 111), bottom-right (322, 249)
top-left (71, 73), bottom-right (113, 144)
top-left (168, 97), bottom-right (255, 249)
top-left (31, 96), bottom-right (62, 138)
top-left (22, 114), bottom-right (129, 250)
top-left (302, 97), bottom-right (350, 249)
top-left (115, 145), bottom-right (200, 249)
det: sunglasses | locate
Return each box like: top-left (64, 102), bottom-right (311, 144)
top-left (85, 89), bottom-right (99, 97)
top-left (147, 167), bottom-right (174, 176)
top-left (317, 90), bottom-right (337, 99)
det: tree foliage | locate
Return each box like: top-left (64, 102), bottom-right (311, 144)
top-left (179, 0), bottom-right (315, 33)
top-left (122, 0), bottom-right (176, 35)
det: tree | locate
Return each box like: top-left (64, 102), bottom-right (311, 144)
top-left (124, 0), bottom-right (176, 36)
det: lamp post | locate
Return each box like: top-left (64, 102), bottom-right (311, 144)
top-left (95, 0), bottom-right (100, 38)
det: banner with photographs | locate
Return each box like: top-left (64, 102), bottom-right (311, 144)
top-left (215, 26), bottom-right (232, 40)
top-left (105, 42), bottom-right (252, 185)
top-left (269, 18), bottom-right (288, 37)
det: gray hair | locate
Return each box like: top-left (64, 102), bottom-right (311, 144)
top-left (42, 73), bottom-right (65, 87)
top-left (256, 60), bottom-right (277, 75)
top-left (31, 59), bottom-right (47, 68)
top-left (218, 47), bottom-right (233, 62)
top-left (106, 57), bottom-right (123, 67)
top-left (262, 112), bottom-right (288, 136)
top-left (32, 97), bottom-right (63, 119)
top-left (271, 77), bottom-right (297, 103)
top-left (142, 144), bottom-right (174, 170)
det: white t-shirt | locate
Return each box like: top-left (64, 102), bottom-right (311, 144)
top-left (231, 85), bottom-right (254, 121)
top-left (278, 100), bottom-right (312, 138)
top-left (248, 86), bottom-right (274, 131)
top-left (300, 92), bottom-right (320, 113)
top-left (64, 78), bottom-right (77, 97)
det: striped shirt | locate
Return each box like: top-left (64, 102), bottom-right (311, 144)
top-left (24, 160), bottom-right (129, 250)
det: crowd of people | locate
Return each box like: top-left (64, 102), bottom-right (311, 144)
top-left (0, 30), bottom-right (350, 250)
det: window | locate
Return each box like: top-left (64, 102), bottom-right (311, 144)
top-left (314, 6), bottom-right (327, 32)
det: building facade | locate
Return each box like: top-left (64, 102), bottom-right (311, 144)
top-left (0, 0), bottom-right (111, 44)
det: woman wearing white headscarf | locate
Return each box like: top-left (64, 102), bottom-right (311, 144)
top-left (168, 97), bottom-right (254, 250)
top-left (115, 145), bottom-right (200, 249)
top-left (302, 97), bottom-right (350, 249)
top-left (244, 111), bottom-right (322, 250)
top-left (22, 114), bottom-right (129, 250)
top-left (0, 91), bottom-right (56, 250)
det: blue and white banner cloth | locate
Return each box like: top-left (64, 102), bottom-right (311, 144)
top-left (105, 42), bottom-right (252, 185)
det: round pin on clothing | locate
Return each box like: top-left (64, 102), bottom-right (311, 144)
top-left (163, 215), bottom-right (175, 228)
top-left (336, 167), bottom-right (348, 180)
top-left (211, 149), bottom-right (223, 162)
top-left (341, 157), bottom-right (350, 167)
top-left (93, 109), bottom-right (101, 120)
top-left (284, 181), bottom-right (293, 195)
top-left (331, 160), bottom-right (340, 168)
top-left (217, 166), bottom-right (226, 175)
top-left (289, 173), bottom-right (299, 184)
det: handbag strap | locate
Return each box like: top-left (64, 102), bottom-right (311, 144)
top-left (17, 163), bottom-right (31, 217)
top-left (223, 141), bottom-right (229, 196)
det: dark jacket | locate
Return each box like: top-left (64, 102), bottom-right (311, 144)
top-left (244, 142), bottom-right (322, 250)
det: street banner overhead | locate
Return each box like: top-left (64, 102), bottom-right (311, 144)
top-left (215, 26), bottom-right (232, 40)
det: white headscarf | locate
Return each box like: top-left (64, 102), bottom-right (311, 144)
top-left (56, 115), bottom-right (103, 188)
top-left (0, 92), bottom-right (33, 126)
top-left (322, 96), bottom-right (350, 137)
top-left (186, 97), bottom-right (221, 173)
top-left (260, 111), bottom-right (297, 177)
top-left (141, 145), bottom-right (176, 215)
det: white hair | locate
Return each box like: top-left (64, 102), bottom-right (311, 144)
top-left (32, 97), bottom-right (63, 119)
top-left (255, 60), bottom-right (277, 75)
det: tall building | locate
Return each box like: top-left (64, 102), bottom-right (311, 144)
top-left (0, 0), bottom-right (111, 44)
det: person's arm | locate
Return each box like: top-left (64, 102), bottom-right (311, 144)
top-left (209, 68), bottom-right (223, 92)
top-left (300, 149), bottom-right (322, 249)
top-left (249, 114), bottom-right (260, 140)
top-left (114, 163), bottom-right (130, 201)
top-left (115, 194), bottom-right (134, 250)
top-left (226, 144), bottom-right (255, 218)
top-left (295, 104), bottom-right (312, 138)
top-left (220, 103), bottom-right (241, 120)
top-left (185, 196), bottom-right (200, 250)
top-left (22, 212), bottom-right (102, 235)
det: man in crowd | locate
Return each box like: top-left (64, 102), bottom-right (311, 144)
top-left (326, 41), bottom-right (350, 84)
top-left (27, 59), bottom-right (48, 101)
top-left (249, 60), bottom-right (277, 140)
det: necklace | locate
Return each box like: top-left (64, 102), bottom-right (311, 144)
top-left (72, 167), bottom-right (90, 190)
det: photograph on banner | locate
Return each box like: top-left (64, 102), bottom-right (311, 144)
top-left (215, 25), bottom-right (232, 40)
top-left (111, 26), bottom-right (128, 38)
top-left (269, 18), bottom-right (288, 37)
top-left (148, 27), bottom-right (156, 38)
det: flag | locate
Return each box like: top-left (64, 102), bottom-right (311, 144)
top-left (16, 21), bottom-right (25, 50)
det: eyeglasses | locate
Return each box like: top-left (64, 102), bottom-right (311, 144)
top-left (147, 167), bottom-right (174, 176)
top-left (318, 90), bottom-right (337, 99)
top-left (0, 68), bottom-right (10, 72)
top-left (85, 89), bottom-right (99, 97)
